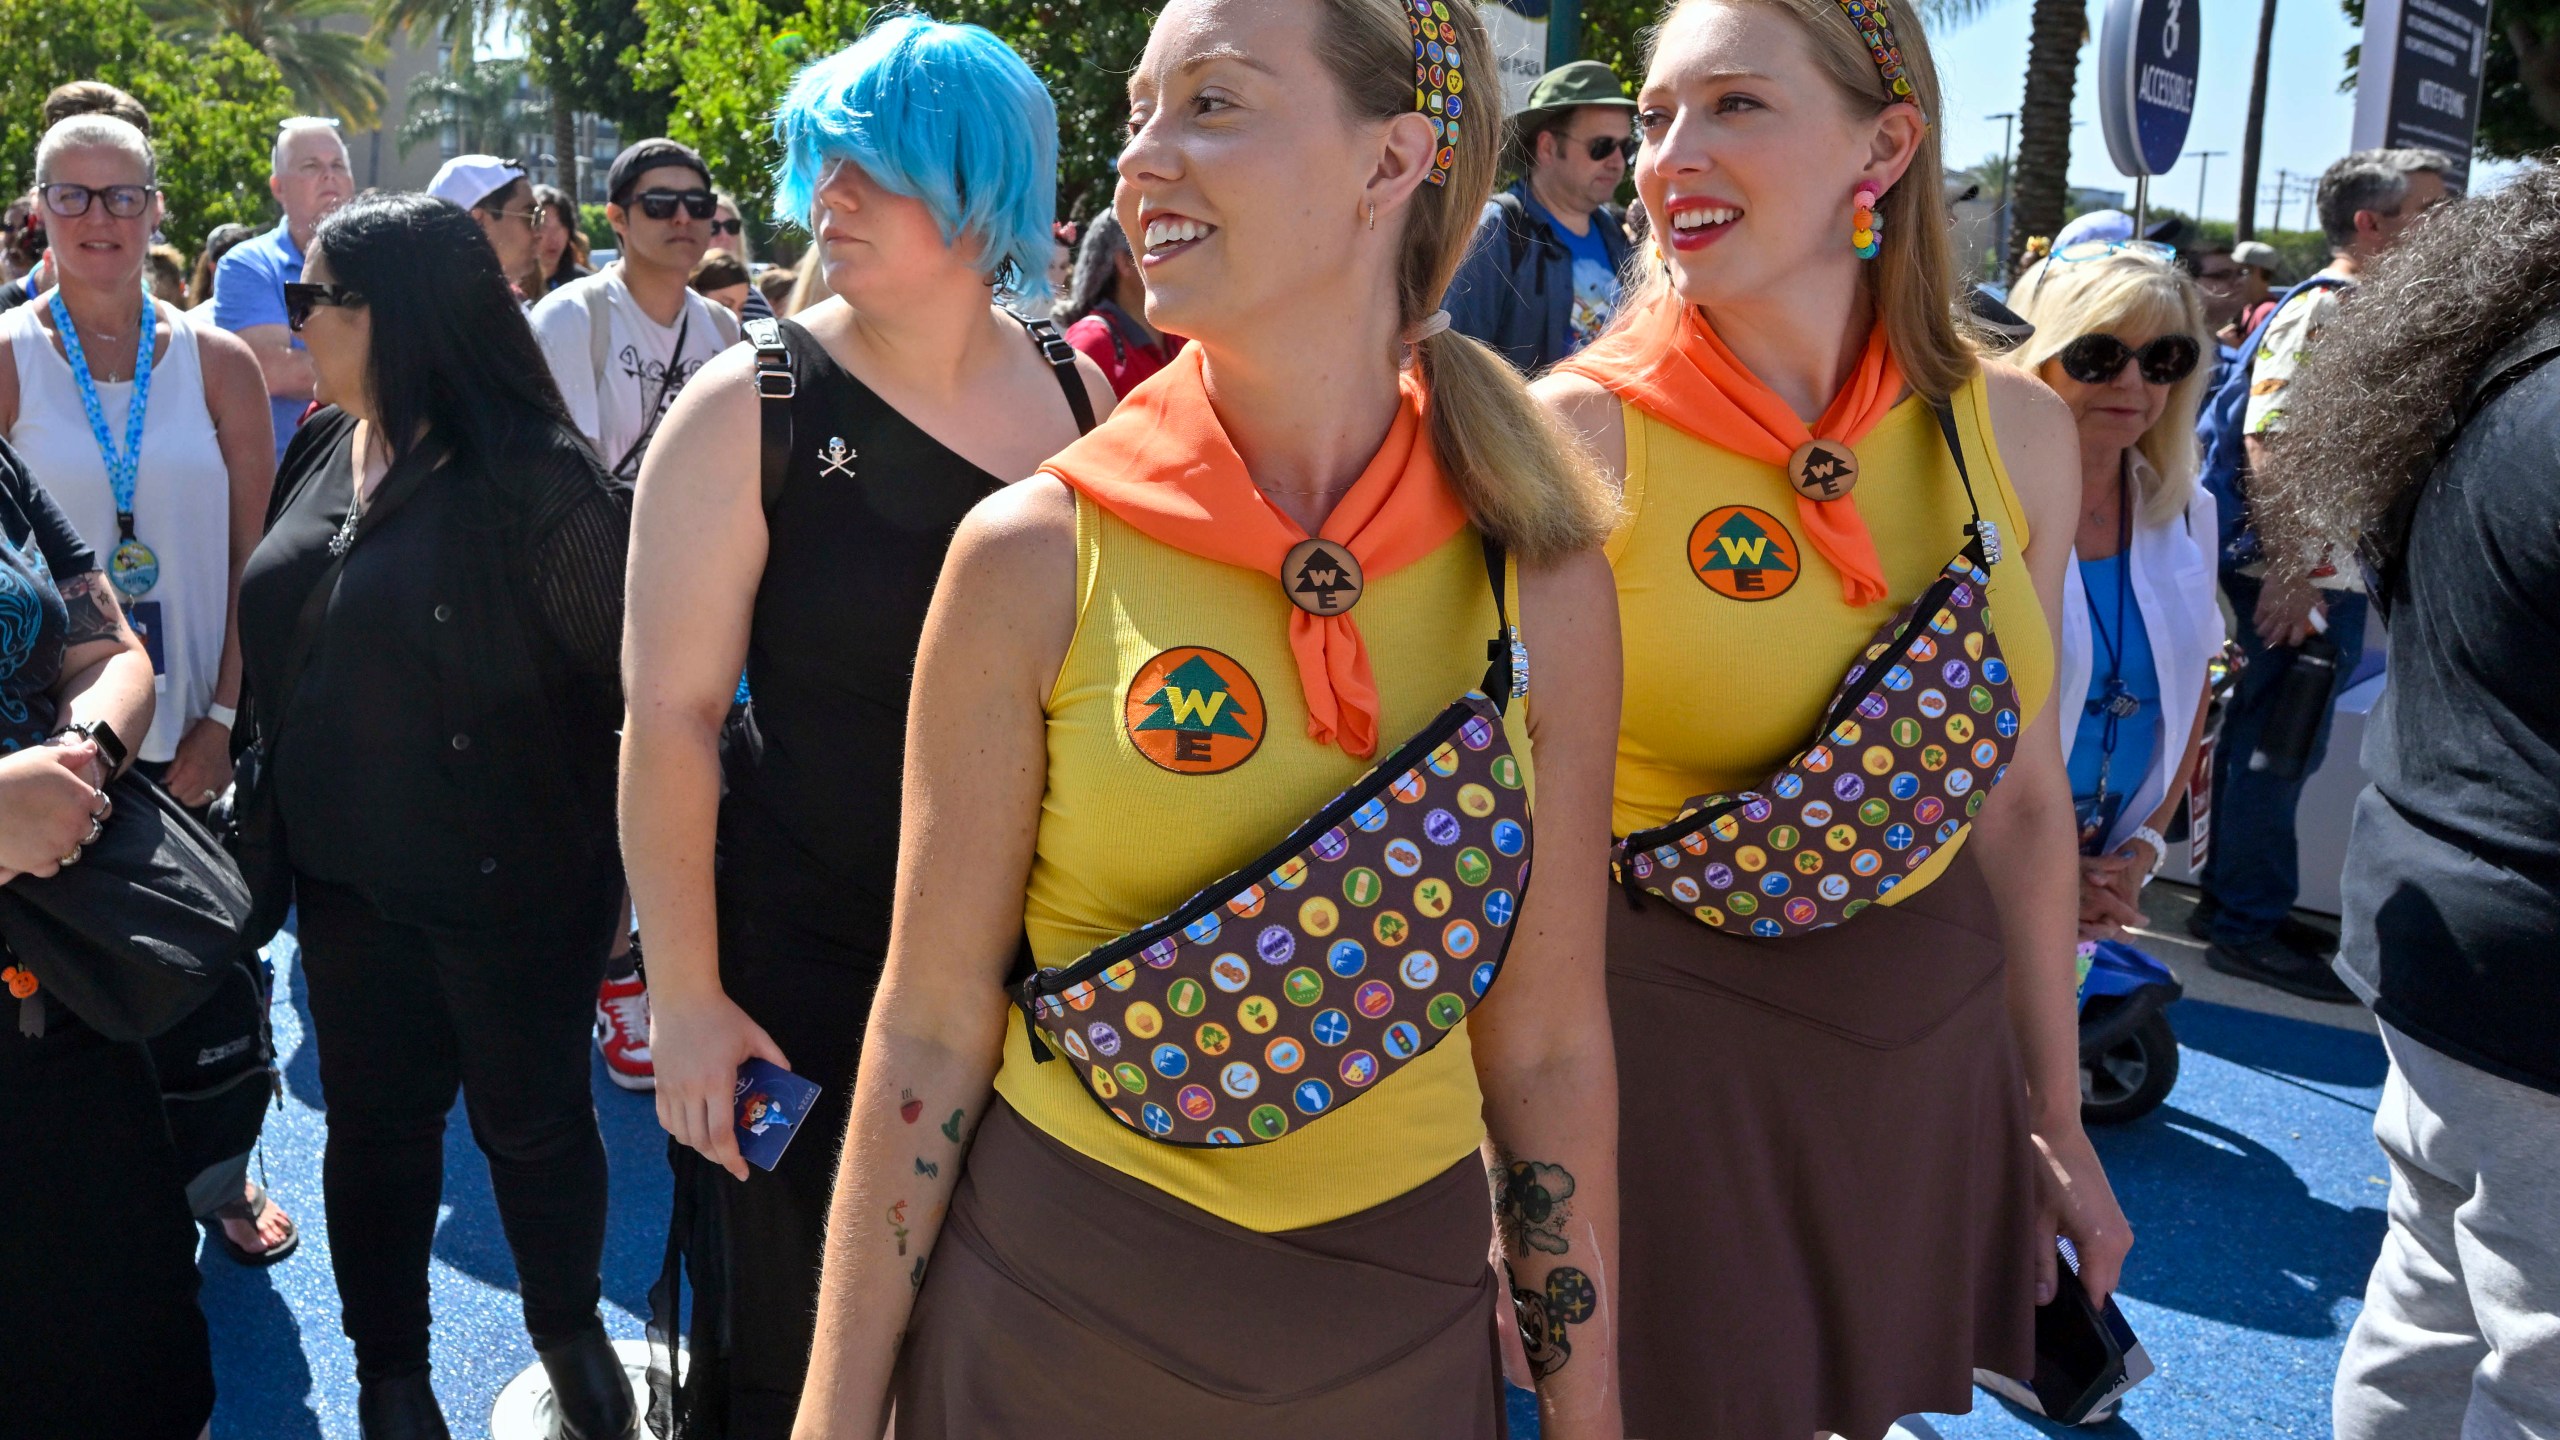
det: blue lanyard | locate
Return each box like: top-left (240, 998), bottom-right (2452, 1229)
top-left (2083, 477), bottom-right (2136, 796)
top-left (49, 288), bottom-right (156, 533)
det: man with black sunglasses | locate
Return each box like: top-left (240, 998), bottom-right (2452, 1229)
top-left (529, 137), bottom-right (740, 1093)
top-left (1445, 59), bottom-right (1634, 374)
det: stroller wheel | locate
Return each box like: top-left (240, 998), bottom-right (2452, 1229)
top-left (2081, 1005), bottom-right (2179, 1125)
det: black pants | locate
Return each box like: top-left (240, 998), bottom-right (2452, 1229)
top-left (658, 916), bottom-right (879, 1439)
top-left (297, 872), bottom-right (617, 1382)
top-left (0, 1001), bottom-right (215, 1440)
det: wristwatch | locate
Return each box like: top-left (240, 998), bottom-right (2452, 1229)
top-left (52, 718), bottom-right (130, 775)
top-left (2124, 825), bottom-right (2170, 885)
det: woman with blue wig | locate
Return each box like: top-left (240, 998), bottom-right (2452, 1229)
top-left (618, 15), bottom-right (1111, 1437)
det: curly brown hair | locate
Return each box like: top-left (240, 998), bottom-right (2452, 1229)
top-left (2256, 160), bottom-right (2560, 586)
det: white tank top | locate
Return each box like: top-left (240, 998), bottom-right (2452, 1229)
top-left (4, 298), bottom-right (232, 763)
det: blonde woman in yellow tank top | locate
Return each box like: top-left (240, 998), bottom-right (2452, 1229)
top-left (1534, 1), bottom-right (2133, 1435)
top-left (791, 2), bottom-right (1628, 1436)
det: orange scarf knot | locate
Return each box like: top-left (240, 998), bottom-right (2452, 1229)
top-left (1039, 346), bottom-right (1470, 758)
top-left (1560, 302), bottom-right (1903, 607)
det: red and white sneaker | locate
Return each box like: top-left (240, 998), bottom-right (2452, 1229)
top-left (595, 968), bottom-right (655, 1092)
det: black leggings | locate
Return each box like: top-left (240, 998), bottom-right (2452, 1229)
top-left (297, 873), bottom-right (618, 1382)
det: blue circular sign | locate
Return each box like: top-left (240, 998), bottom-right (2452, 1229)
top-left (2099, 0), bottom-right (2200, 177)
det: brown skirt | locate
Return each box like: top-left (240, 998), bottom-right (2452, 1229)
top-left (897, 1100), bottom-right (1505, 1439)
top-left (1609, 848), bottom-right (2038, 1440)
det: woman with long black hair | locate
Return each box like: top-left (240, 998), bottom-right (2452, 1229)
top-left (235, 193), bottom-right (634, 1440)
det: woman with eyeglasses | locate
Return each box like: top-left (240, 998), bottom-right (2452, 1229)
top-left (1535, 0), bottom-right (2133, 1432)
top-left (0, 113), bottom-right (302, 1270)
top-left (236, 193), bottom-right (635, 1440)
top-left (2004, 246), bottom-right (2222, 945)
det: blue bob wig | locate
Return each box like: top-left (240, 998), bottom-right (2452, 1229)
top-left (772, 13), bottom-right (1060, 302)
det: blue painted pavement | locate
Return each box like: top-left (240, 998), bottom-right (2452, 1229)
top-left (204, 932), bottom-right (2388, 1438)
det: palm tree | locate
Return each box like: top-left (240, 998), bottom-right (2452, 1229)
top-left (374, 0), bottom-right (580, 197)
top-left (1924, 0), bottom-right (2085, 277)
top-left (2235, 0), bottom-right (2279, 239)
top-left (147, 0), bottom-right (389, 129)
top-left (396, 55), bottom-right (546, 159)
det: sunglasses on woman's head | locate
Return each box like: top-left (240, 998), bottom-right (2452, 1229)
top-left (633, 188), bottom-right (718, 222)
top-left (2059, 332), bottom-right (2200, 386)
top-left (1581, 134), bottom-right (1639, 164)
top-left (282, 281), bottom-right (366, 332)
top-left (40, 183), bottom-right (155, 219)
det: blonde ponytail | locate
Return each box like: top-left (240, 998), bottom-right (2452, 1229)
top-left (1318, 0), bottom-right (1618, 564)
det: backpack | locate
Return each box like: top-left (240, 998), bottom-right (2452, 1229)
top-left (2195, 275), bottom-right (2352, 565)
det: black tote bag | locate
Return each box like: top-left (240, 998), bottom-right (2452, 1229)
top-left (0, 770), bottom-right (255, 1042)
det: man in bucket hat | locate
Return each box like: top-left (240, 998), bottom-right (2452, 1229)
top-left (1445, 59), bottom-right (1635, 374)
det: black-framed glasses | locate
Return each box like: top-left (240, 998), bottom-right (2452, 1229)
top-left (2059, 332), bottom-right (2200, 387)
top-left (633, 188), bottom-right (717, 221)
top-left (39, 182), bottom-right (156, 219)
top-left (708, 217), bottom-right (743, 236)
top-left (1582, 134), bottom-right (1639, 164)
top-left (283, 281), bottom-right (366, 332)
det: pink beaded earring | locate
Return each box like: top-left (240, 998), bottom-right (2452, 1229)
top-left (1852, 186), bottom-right (1882, 259)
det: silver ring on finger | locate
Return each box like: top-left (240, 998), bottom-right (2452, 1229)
top-left (92, 790), bottom-right (112, 821)
top-left (84, 814), bottom-right (105, 845)
top-left (58, 845), bottom-right (82, 867)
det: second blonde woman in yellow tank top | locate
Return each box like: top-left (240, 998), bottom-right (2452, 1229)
top-left (791, 2), bottom-right (1627, 1436)
top-left (1536, 1), bottom-right (2133, 1435)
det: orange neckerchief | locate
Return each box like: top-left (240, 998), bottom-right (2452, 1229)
top-left (1040, 345), bottom-right (1470, 759)
top-left (1561, 301), bottom-right (1902, 607)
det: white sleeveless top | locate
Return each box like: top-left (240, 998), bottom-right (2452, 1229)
top-left (3, 299), bottom-right (232, 763)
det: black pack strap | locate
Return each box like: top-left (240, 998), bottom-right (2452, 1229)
top-left (1480, 534), bottom-right (1526, 712)
top-left (1930, 399), bottom-right (2001, 567)
top-left (743, 315), bottom-right (794, 514)
top-left (609, 308), bottom-right (695, 483)
top-left (1019, 316), bottom-right (1097, 435)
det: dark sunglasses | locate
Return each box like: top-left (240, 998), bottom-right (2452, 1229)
top-left (632, 188), bottom-right (717, 221)
top-left (2059, 332), bottom-right (2201, 386)
top-left (40, 182), bottom-right (155, 219)
top-left (282, 281), bottom-right (366, 332)
top-left (708, 217), bottom-right (743, 236)
top-left (1581, 134), bottom-right (1639, 164)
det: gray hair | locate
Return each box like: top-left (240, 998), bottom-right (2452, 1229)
top-left (2257, 163), bottom-right (2560, 587)
top-left (272, 116), bottom-right (346, 176)
top-left (35, 113), bottom-right (153, 186)
top-left (2315, 147), bottom-right (2455, 251)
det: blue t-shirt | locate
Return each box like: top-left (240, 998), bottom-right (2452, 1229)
top-left (1546, 211), bottom-right (1619, 354)
top-left (211, 222), bottom-right (310, 462)
top-left (2068, 553), bottom-right (2163, 834)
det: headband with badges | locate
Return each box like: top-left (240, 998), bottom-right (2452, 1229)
top-left (1836, 0), bottom-right (1915, 105)
top-left (1408, 0), bottom-right (1462, 186)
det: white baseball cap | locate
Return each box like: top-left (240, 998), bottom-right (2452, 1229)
top-left (426, 155), bottom-right (526, 212)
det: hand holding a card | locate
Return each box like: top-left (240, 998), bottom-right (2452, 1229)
top-left (653, 981), bottom-right (793, 1181)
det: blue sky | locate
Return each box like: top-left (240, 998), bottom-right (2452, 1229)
top-left (1923, 0), bottom-right (2508, 223)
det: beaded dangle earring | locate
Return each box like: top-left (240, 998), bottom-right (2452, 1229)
top-left (1852, 186), bottom-right (1882, 259)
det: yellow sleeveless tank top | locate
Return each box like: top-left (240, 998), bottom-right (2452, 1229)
top-left (1609, 373), bottom-right (2053, 900)
top-left (993, 498), bottom-right (1527, 1232)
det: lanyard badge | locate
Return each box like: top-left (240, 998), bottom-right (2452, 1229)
top-left (50, 289), bottom-right (159, 599)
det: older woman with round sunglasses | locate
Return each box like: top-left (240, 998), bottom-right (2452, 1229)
top-left (2005, 243), bottom-right (2222, 944)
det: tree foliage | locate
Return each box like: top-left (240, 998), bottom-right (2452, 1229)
top-left (936, 0), bottom-right (1157, 223)
top-left (625, 0), bottom-right (870, 218)
top-left (398, 55), bottom-right (548, 158)
top-left (147, 0), bottom-right (388, 128)
top-left (0, 0), bottom-right (298, 253)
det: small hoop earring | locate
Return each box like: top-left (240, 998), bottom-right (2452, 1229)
top-left (1367, 201), bottom-right (1376, 231)
top-left (1852, 187), bottom-right (1882, 260)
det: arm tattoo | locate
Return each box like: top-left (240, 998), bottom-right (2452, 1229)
top-left (1493, 1155), bottom-right (1577, 1257)
top-left (57, 571), bottom-right (125, 649)
top-left (1513, 1265), bottom-right (1598, 1381)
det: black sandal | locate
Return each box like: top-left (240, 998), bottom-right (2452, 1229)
top-left (202, 1180), bottom-right (301, 1267)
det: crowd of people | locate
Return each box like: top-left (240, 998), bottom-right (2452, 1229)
top-left (0, 0), bottom-right (2550, 1438)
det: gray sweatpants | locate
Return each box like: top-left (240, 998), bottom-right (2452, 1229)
top-left (2335, 1021), bottom-right (2560, 1440)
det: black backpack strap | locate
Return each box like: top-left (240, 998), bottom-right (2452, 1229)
top-left (743, 315), bottom-right (794, 513)
top-left (1020, 316), bottom-right (1097, 435)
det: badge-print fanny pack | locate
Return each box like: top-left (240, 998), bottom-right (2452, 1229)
top-left (1016, 539), bottom-right (1531, 1148)
top-left (1612, 404), bottom-right (2025, 938)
